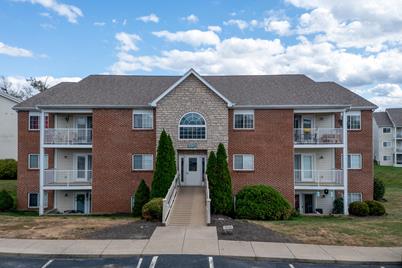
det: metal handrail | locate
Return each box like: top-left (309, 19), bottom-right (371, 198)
top-left (44, 128), bottom-right (92, 145)
top-left (205, 174), bottom-right (211, 224)
top-left (44, 169), bottom-right (92, 186)
top-left (162, 173), bottom-right (179, 224)
top-left (294, 128), bottom-right (343, 144)
top-left (294, 169), bottom-right (343, 186)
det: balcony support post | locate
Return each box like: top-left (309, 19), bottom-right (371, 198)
top-left (342, 109), bottom-right (349, 215)
top-left (39, 110), bottom-right (45, 216)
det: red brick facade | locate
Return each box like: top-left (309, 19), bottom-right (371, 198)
top-left (17, 112), bottom-right (54, 211)
top-left (91, 109), bottom-right (156, 213)
top-left (228, 109), bottom-right (295, 204)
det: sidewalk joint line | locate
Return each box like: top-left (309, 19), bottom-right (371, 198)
top-left (249, 241), bottom-right (257, 258)
top-left (100, 240), bottom-right (113, 256)
top-left (284, 243), bottom-right (296, 259)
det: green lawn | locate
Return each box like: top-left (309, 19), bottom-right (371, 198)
top-left (255, 165), bottom-right (402, 246)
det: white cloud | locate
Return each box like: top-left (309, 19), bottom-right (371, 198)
top-left (152, 30), bottom-right (220, 47)
top-left (223, 19), bottom-right (249, 30)
top-left (40, 23), bottom-right (56, 30)
top-left (287, 0), bottom-right (402, 50)
top-left (264, 19), bottom-right (291, 36)
top-left (93, 21), bottom-right (105, 27)
top-left (368, 83), bottom-right (402, 107)
top-left (27, 0), bottom-right (83, 23)
top-left (136, 13), bottom-right (159, 23)
top-left (39, 12), bottom-right (51, 18)
top-left (0, 42), bottom-right (33, 57)
top-left (183, 14), bottom-right (199, 23)
top-left (115, 32), bottom-right (141, 52)
top-left (208, 25), bottom-right (222, 33)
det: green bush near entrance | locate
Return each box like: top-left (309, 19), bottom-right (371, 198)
top-left (374, 177), bottom-right (385, 201)
top-left (236, 185), bottom-right (292, 220)
top-left (365, 200), bottom-right (386, 216)
top-left (142, 198), bottom-right (163, 221)
top-left (132, 180), bottom-right (150, 217)
top-left (348, 201), bottom-right (369, 216)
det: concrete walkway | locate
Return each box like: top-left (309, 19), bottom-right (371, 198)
top-left (0, 227), bottom-right (400, 264)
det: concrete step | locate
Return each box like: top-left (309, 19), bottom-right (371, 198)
top-left (166, 186), bottom-right (206, 226)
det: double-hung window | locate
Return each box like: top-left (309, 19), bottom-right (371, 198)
top-left (233, 154), bottom-right (254, 171)
top-left (28, 154), bottom-right (49, 169)
top-left (348, 193), bottom-right (362, 204)
top-left (383, 127), bottom-right (391, 133)
top-left (383, 141), bottom-right (392, 148)
top-left (347, 111), bottom-right (361, 130)
top-left (347, 154), bottom-right (362, 169)
top-left (133, 110), bottom-right (153, 129)
top-left (132, 154), bottom-right (153, 171)
top-left (234, 110), bottom-right (254, 129)
top-left (28, 112), bottom-right (49, 130)
top-left (383, 155), bottom-right (392, 161)
top-left (28, 192), bottom-right (48, 208)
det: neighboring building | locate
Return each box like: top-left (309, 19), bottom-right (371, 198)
top-left (0, 91), bottom-right (21, 159)
top-left (14, 69), bottom-right (376, 216)
top-left (373, 109), bottom-right (402, 167)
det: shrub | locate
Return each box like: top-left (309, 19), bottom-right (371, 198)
top-left (348, 201), bottom-right (369, 217)
top-left (142, 198), bottom-right (163, 221)
top-left (235, 185), bottom-right (292, 220)
top-left (212, 143), bottom-right (233, 215)
top-left (132, 180), bottom-right (150, 217)
top-left (151, 130), bottom-right (176, 198)
top-left (0, 159), bottom-right (17, 180)
top-left (0, 190), bottom-right (14, 211)
top-left (364, 200), bottom-right (386, 216)
top-left (332, 197), bottom-right (344, 214)
top-left (373, 177), bottom-right (385, 201)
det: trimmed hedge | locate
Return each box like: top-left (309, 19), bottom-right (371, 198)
top-left (0, 159), bottom-right (17, 180)
top-left (348, 201), bottom-right (369, 216)
top-left (0, 190), bottom-right (14, 211)
top-left (235, 185), bottom-right (292, 220)
top-left (365, 200), bottom-right (386, 216)
top-left (373, 177), bottom-right (385, 201)
top-left (132, 180), bottom-right (150, 217)
top-left (332, 197), bottom-right (344, 214)
top-left (142, 198), bottom-right (163, 221)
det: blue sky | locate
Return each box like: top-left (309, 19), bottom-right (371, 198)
top-left (1, 0), bottom-right (402, 108)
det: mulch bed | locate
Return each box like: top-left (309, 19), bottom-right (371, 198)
top-left (210, 215), bottom-right (298, 243)
top-left (83, 220), bottom-right (162, 239)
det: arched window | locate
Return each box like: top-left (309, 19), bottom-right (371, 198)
top-left (179, 112), bottom-right (206, 140)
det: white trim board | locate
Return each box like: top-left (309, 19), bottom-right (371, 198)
top-left (150, 68), bottom-right (234, 107)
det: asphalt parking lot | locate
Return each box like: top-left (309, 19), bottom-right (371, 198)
top-left (0, 255), bottom-right (400, 268)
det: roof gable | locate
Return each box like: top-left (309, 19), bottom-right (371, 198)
top-left (0, 91), bottom-right (21, 104)
top-left (150, 69), bottom-right (234, 107)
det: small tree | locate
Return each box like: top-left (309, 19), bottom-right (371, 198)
top-left (374, 177), bottom-right (385, 201)
top-left (0, 190), bottom-right (14, 211)
top-left (151, 130), bottom-right (176, 198)
top-left (206, 151), bottom-right (217, 209)
top-left (132, 180), bottom-right (150, 217)
top-left (212, 143), bottom-right (233, 215)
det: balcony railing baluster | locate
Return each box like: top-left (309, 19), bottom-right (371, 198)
top-left (294, 128), bottom-right (343, 144)
top-left (44, 128), bottom-right (92, 145)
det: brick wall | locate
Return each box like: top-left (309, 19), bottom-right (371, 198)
top-left (92, 109), bottom-right (156, 213)
top-left (228, 109), bottom-right (295, 204)
top-left (17, 111), bottom-right (54, 210)
top-left (335, 110), bottom-right (374, 200)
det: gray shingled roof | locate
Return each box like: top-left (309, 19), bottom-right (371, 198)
top-left (374, 112), bottom-right (393, 127)
top-left (14, 73), bottom-right (376, 110)
top-left (386, 108), bottom-right (402, 127)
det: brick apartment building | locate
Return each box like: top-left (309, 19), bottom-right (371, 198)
top-left (14, 69), bottom-right (376, 216)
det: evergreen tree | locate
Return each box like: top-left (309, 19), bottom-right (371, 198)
top-left (151, 130), bottom-right (176, 198)
top-left (132, 180), bottom-right (150, 216)
top-left (214, 143), bottom-right (233, 215)
top-left (206, 151), bottom-right (218, 211)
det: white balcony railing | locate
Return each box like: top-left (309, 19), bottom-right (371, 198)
top-left (44, 128), bottom-right (92, 145)
top-left (44, 169), bottom-right (92, 187)
top-left (294, 128), bottom-right (343, 145)
top-left (396, 133), bottom-right (402, 139)
top-left (294, 169), bottom-right (343, 187)
top-left (396, 147), bottom-right (402, 153)
top-left (162, 173), bottom-right (179, 224)
top-left (205, 174), bottom-right (211, 224)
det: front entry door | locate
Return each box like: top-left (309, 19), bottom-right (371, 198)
top-left (75, 193), bottom-right (86, 213)
top-left (181, 155), bottom-right (205, 186)
top-left (304, 194), bottom-right (314, 214)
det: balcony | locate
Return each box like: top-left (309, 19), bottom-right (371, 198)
top-left (44, 169), bottom-right (92, 189)
top-left (44, 128), bottom-right (92, 147)
top-left (396, 147), bottom-right (402, 153)
top-left (294, 169), bottom-right (344, 188)
top-left (294, 128), bottom-right (343, 146)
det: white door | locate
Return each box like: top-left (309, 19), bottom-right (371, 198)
top-left (181, 155), bottom-right (205, 186)
top-left (74, 154), bottom-right (92, 181)
top-left (301, 154), bottom-right (314, 182)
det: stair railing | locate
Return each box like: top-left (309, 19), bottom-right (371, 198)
top-left (162, 172), bottom-right (179, 224)
top-left (205, 174), bottom-right (211, 224)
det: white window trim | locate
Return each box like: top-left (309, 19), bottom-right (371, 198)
top-left (382, 127), bottom-right (391, 133)
top-left (28, 153), bottom-right (49, 170)
top-left (28, 192), bottom-right (48, 208)
top-left (178, 112), bottom-right (207, 140)
top-left (233, 110), bottom-right (255, 130)
top-left (346, 111), bottom-right (361, 131)
top-left (132, 154), bottom-right (154, 171)
top-left (348, 153), bottom-right (362, 170)
top-left (233, 154), bottom-right (255, 171)
top-left (348, 192), bottom-right (362, 204)
top-left (132, 110), bottom-right (154, 130)
top-left (383, 155), bottom-right (392, 161)
top-left (28, 112), bottom-right (49, 131)
top-left (383, 141), bottom-right (392, 148)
